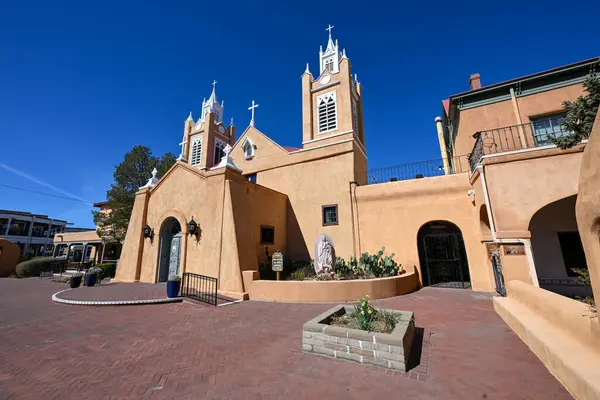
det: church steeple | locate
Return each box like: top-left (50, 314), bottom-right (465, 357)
top-left (302, 25), bottom-right (366, 152)
top-left (319, 25), bottom-right (342, 75)
top-left (200, 80), bottom-right (224, 123)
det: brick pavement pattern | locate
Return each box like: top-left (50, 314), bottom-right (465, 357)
top-left (0, 279), bottom-right (572, 399)
top-left (57, 282), bottom-right (169, 302)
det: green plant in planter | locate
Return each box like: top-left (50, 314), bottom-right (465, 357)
top-left (290, 269), bottom-right (306, 281)
top-left (354, 295), bottom-right (374, 331)
top-left (355, 247), bottom-right (402, 278)
top-left (87, 266), bottom-right (102, 276)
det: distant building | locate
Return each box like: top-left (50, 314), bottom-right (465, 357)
top-left (52, 201), bottom-right (122, 265)
top-left (0, 210), bottom-right (68, 257)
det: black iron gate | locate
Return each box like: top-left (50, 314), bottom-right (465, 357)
top-left (181, 272), bottom-right (218, 306)
top-left (422, 233), bottom-right (471, 289)
top-left (491, 254), bottom-right (506, 296)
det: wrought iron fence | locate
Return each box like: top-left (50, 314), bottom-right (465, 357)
top-left (356, 155), bottom-right (470, 185)
top-left (468, 118), bottom-right (571, 171)
top-left (181, 272), bottom-right (218, 306)
top-left (491, 254), bottom-right (506, 296)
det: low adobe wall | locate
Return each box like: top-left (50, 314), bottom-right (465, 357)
top-left (242, 267), bottom-right (418, 303)
top-left (494, 280), bottom-right (600, 400)
top-left (0, 239), bottom-right (21, 277)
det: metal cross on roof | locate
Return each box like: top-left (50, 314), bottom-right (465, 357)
top-left (326, 24), bottom-right (334, 37)
top-left (248, 100), bottom-right (259, 127)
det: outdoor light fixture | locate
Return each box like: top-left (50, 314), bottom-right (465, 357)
top-left (187, 217), bottom-right (199, 240)
top-left (142, 225), bottom-right (154, 240)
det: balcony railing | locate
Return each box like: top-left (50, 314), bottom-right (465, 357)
top-left (468, 117), bottom-right (571, 171)
top-left (356, 155), bottom-right (470, 185)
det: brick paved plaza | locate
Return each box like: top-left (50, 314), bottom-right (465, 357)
top-left (0, 279), bottom-right (571, 399)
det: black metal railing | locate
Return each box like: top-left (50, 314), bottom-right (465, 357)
top-left (181, 272), bottom-right (218, 306)
top-left (356, 155), bottom-right (470, 185)
top-left (468, 118), bottom-right (571, 170)
top-left (491, 254), bottom-right (506, 296)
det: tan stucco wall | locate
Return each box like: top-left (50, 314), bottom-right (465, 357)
top-left (495, 280), bottom-right (600, 400)
top-left (576, 109), bottom-right (600, 302)
top-left (453, 83), bottom-right (586, 157)
top-left (516, 83), bottom-right (584, 122)
top-left (114, 189), bottom-right (149, 282)
top-left (53, 230), bottom-right (100, 243)
top-left (230, 129), bottom-right (358, 261)
top-left (116, 162), bottom-right (287, 295)
top-left (500, 250), bottom-right (532, 284)
top-left (353, 173), bottom-right (493, 292)
top-left (484, 148), bottom-right (584, 233)
top-left (529, 195), bottom-right (578, 279)
top-left (242, 267), bottom-right (418, 303)
top-left (0, 239), bottom-right (21, 277)
top-left (454, 100), bottom-right (517, 156)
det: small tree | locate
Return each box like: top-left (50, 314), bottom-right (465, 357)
top-left (552, 75), bottom-right (600, 149)
top-left (93, 146), bottom-right (176, 244)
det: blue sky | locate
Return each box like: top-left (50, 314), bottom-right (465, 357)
top-left (1, 0), bottom-right (598, 227)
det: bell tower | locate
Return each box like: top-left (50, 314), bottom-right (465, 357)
top-left (301, 26), bottom-right (365, 150)
top-left (178, 81), bottom-right (236, 169)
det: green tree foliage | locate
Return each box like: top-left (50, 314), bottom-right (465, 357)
top-left (93, 146), bottom-right (176, 244)
top-left (553, 76), bottom-right (600, 149)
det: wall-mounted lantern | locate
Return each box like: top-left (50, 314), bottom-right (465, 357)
top-left (142, 225), bottom-right (154, 241)
top-left (187, 217), bottom-right (199, 241)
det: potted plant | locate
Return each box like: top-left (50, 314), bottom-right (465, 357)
top-left (84, 266), bottom-right (102, 287)
top-left (69, 273), bottom-right (83, 288)
top-left (167, 275), bottom-right (181, 298)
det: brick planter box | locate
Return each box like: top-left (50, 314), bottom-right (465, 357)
top-left (302, 305), bottom-right (415, 371)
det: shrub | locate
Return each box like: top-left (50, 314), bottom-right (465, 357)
top-left (15, 257), bottom-right (66, 278)
top-left (573, 268), bottom-right (596, 313)
top-left (290, 269), bottom-right (306, 281)
top-left (354, 295), bottom-right (374, 331)
top-left (97, 263), bottom-right (117, 279)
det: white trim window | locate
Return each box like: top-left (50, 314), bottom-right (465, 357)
top-left (242, 137), bottom-right (255, 160)
top-left (213, 138), bottom-right (227, 166)
top-left (190, 136), bottom-right (203, 166)
top-left (317, 91), bottom-right (338, 134)
top-left (324, 58), bottom-right (334, 73)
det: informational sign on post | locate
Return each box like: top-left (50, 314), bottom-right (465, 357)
top-left (272, 251), bottom-right (283, 272)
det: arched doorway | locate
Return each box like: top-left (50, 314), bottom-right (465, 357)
top-left (417, 220), bottom-right (471, 289)
top-left (529, 195), bottom-right (591, 298)
top-left (157, 217), bottom-right (182, 283)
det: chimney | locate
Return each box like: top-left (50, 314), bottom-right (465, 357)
top-left (469, 73), bottom-right (481, 90)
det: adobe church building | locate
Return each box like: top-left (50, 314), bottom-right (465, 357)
top-left (114, 28), bottom-right (598, 302)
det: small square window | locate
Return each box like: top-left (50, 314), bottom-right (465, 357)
top-left (322, 205), bottom-right (338, 226)
top-left (260, 226), bottom-right (274, 244)
top-left (246, 174), bottom-right (257, 183)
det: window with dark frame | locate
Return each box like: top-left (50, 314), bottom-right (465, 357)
top-left (322, 205), bottom-right (338, 226)
top-left (557, 231), bottom-right (588, 277)
top-left (260, 226), bottom-right (275, 244)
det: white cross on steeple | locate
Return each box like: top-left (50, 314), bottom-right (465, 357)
top-left (177, 136), bottom-right (188, 161)
top-left (326, 24), bottom-right (334, 38)
top-left (212, 80), bottom-right (217, 91)
top-left (248, 100), bottom-right (259, 127)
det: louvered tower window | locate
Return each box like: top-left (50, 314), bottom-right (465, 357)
top-left (317, 92), bottom-right (337, 133)
top-left (190, 136), bottom-right (203, 166)
top-left (213, 138), bottom-right (227, 166)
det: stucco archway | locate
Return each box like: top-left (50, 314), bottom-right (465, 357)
top-left (156, 217), bottom-right (182, 283)
top-left (417, 220), bottom-right (471, 289)
top-left (529, 195), bottom-right (591, 298)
